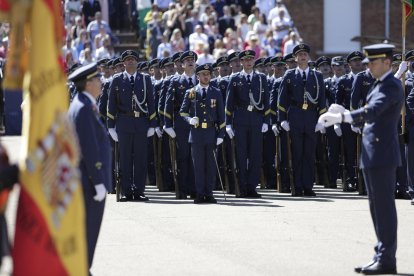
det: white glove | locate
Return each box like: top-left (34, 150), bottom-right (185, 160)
top-left (93, 184), bottom-right (107, 202)
top-left (272, 124), bottom-right (279, 135)
top-left (189, 118), bottom-right (198, 125)
top-left (318, 112), bottom-right (342, 128)
top-left (281, 120), bottom-right (290, 131)
top-left (147, 127), bottom-right (155, 137)
top-left (108, 128), bottom-right (118, 142)
top-left (334, 124), bottom-right (342, 136)
top-left (315, 123), bottom-right (325, 133)
top-left (164, 127), bottom-right (176, 138)
top-left (216, 138), bottom-right (223, 145)
top-left (395, 61), bottom-right (408, 79)
top-left (328, 104), bottom-right (346, 114)
top-left (351, 125), bottom-right (361, 134)
top-left (155, 127), bottom-right (163, 138)
top-left (261, 123), bottom-right (268, 133)
top-left (226, 125), bottom-right (234, 139)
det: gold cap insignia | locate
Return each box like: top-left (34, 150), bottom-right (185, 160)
top-left (355, 51), bottom-right (359, 55)
top-left (235, 52), bottom-right (239, 56)
top-left (169, 58), bottom-right (172, 62)
top-left (189, 52), bottom-right (193, 56)
top-left (322, 57), bottom-right (326, 60)
top-left (223, 57), bottom-right (226, 61)
top-left (397, 55), bottom-right (401, 59)
top-left (299, 44), bottom-right (304, 49)
top-left (246, 50), bottom-right (250, 55)
top-left (277, 57), bottom-right (281, 61)
top-left (204, 65), bottom-right (209, 69)
top-left (127, 50), bottom-right (131, 55)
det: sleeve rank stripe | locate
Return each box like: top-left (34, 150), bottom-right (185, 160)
top-left (277, 104), bottom-right (286, 112)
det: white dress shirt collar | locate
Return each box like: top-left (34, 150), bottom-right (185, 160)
top-left (184, 73), bottom-right (196, 84)
top-left (366, 69), bottom-right (373, 78)
top-left (82, 91), bottom-right (97, 106)
top-left (125, 71), bottom-right (137, 80)
top-left (349, 71), bottom-right (356, 79)
top-left (198, 85), bottom-right (209, 96)
top-left (297, 66), bottom-right (310, 78)
top-left (242, 70), bottom-right (253, 80)
top-left (332, 75), bottom-right (340, 83)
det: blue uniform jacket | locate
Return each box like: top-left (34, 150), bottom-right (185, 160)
top-left (68, 92), bottom-right (112, 191)
top-left (97, 81), bottom-right (110, 122)
top-left (158, 75), bottom-right (176, 127)
top-left (277, 68), bottom-right (326, 128)
top-left (107, 71), bottom-right (157, 132)
top-left (336, 74), bottom-right (355, 131)
top-left (270, 76), bottom-right (282, 125)
top-left (350, 70), bottom-right (374, 110)
top-left (153, 78), bottom-right (163, 128)
top-left (225, 71), bottom-right (270, 127)
top-left (164, 74), bottom-right (199, 130)
top-left (350, 72), bottom-right (404, 169)
top-left (210, 76), bottom-right (229, 103)
top-left (179, 85), bottom-right (225, 143)
top-left (404, 78), bottom-right (414, 137)
top-left (324, 77), bottom-right (337, 107)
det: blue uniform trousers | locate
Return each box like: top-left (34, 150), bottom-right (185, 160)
top-left (326, 126), bottom-right (340, 184)
top-left (176, 128), bottom-right (196, 193)
top-left (147, 136), bottom-right (156, 185)
top-left (279, 129), bottom-right (291, 189)
top-left (290, 126), bottom-right (316, 190)
top-left (83, 189), bottom-right (106, 270)
top-left (191, 142), bottom-right (216, 197)
top-left (216, 134), bottom-right (235, 189)
top-left (118, 131), bottom-right (148, 195)
top-left (162, 132), bottom-right (174, 189)
top-left (343, 129), bottom-right (357, 184)
top-left (264, 129), bottom-right (277, 187)
top-left (315, 132), bottom-right (326, 184)
top-left (396, 143), bottom-right (407, 192)
top-left (109, 134), bottom-right (116, 191)
top-left (363, 166), bottom-right (397, 268)
top-left (234, 124), bottom-right (262, 191)
top-left (406, 137), bottom-right (414, 198)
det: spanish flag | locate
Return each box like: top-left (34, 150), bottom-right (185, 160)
top-left (1, 0), bottom-right (88, 275)
top-left (402, 0), bottom-right (414, 24)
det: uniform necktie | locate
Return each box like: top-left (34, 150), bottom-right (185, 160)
top-left (189, 77), bottom-right (193, 87)
top-left (202, 88), bottom-right (206, 100)
top-left (302, 71), bottom-right (306, 86)
top-left (247, 74), bottom-right (251, 87)
top-left (130, 76), bottom-right (134, 87)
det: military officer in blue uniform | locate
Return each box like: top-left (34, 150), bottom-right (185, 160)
top-left (140, 61), bottom-right (150, 75)
top-left (404, 61), bottom-right (414, 204)
top-left (67, 63), bottom-right (82, 102)
top-left (226, 50), bottom-right (270, 198)
top-left (173, 51), bottom-right (185, 76)
top-left (319, 44), bottom-right (401, 275)
top-left (404, 50), bottom-right (414, 79)
top-left (68, 63), bottom-right (111, 273)
top-left (228, 51), bottom-right (243, 75)
top-left (179, 64), bottom-right (225, 203)
top-left (278, 43), bottom-right (326, 196)
top-left (308, 61), bottom-right (316, 70)
top-left (335, 52), bottom-right (365, 191)
top-left (212, 62), bottom-right (219, 78)
top-left (107, 58), bottom-right (115, 77)
top-left (254, 58), bottom-right (266, 75)
top-left (264, 56), bottom-right (273, 77)
top-left (164, 51), bottom-right (198, 199)
top-left (112, 57), bottom-right (125, 74)
top-left (351, 62), bottom-right (374, 111)
top-left (284, 53), bottom-right (298, 69)
top-left (107, 50), bottom-right (157, 202)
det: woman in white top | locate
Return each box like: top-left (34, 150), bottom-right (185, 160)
top-left (253, 14), bottom-right (269, 43)
top-left (65, 0), bottom-right (81, 23)
top-left (237, 14), bottom-right (251, 43)
top-left (82, 48), bottom-right (96, 66)
top-left (94, 25), bottom-right (110, 50)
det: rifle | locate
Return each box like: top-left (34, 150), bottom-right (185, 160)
top-left (275, 132), bottom-right (282, 192)
top-left (154, 135), bottom-right (164, 191)
top-left (230, 137), bottom-right (241, 197)
top-left (221, 140), bottom-right (230, 194)
top-left (114, 141), bottom-right (122, 202)
top-left (340, 135), bottom-right (348, 191)
top-left (356, 133), bottom-right (364, 194)
top-left (260, 138), bottom-right (266, 189)
top-left (314, 161), bottom-right (320, 185)
top-left (170, 88), bottom-right (180, 198)
top-left (321, 133), bottom-right (330, 188)
top-left (285, 126), bottom-right (296, 196)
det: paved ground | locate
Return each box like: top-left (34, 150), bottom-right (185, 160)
top-left (1, 136), bottom-right (414, 276)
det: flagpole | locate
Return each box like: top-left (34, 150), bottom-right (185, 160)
top-left (402, 3), bottom-right (406, 134)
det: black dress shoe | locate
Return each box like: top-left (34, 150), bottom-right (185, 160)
top-left (134, 194), bottom-right (149, 201)
top-left (246, 190), bottom-right (262, 198)
top-left (346, 183), bottom-right (356, 192)
top-left (179, 192), bottom-right (187, 199)
top-left (265, 184), bottom-right (277, 189)
top-left (237, 190), bottom-right (247, 198)
top-left (205, 196), bottom-right (217, 203)
top-left (194, 195), bottom-right (205, 204)
top-left (329, 183), bottom-right (337, 189)
top-left (281, 187), bottom-right (291, 193)
top-left (361, 261), bottom-right (396, 275)
top-left (119, 194), bottom-right (133, 202)
top-left (163, 186), bottom-right (173, 192)
top-left (304, 189), bottom-right (316, 196)
top-left (228, 188), bottom-right (235, 194)
top-left (396, 191), bottom-right (411, 200)
top-left (294, 188), bottom-right (303, 197)
top-left (190, 192), bottom-right (197, 199)
top-left (355, 260), bottom-right (376, 273)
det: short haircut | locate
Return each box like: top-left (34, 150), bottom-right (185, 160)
top-left (74, 79), bottom-right (88, 92)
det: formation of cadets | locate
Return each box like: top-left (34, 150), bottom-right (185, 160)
top-left (66, 43), bottom-right (414, 203)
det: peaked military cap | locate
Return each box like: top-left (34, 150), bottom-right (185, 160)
top-left (149, 58), bottom-right (160, 68)
top-left (161, 57), bottom-right (175, 68)
top-left (212, 62), bottom-right (217, 70)
top-left (158, 58), bottom-right (165, 69)
top-left (271, 56), bottom-right (286, 65)
top-left (140, 61), bottom-right (149, 70)
top-left (216, 56), bottom-right (230, 66)
top-left (121, 50), bottom-right (139, 61)
top-left (293, 43), bottom-right (310, 55)
top-left (106, 59), bottom-right (114, 68)
top-left (97, 58), bottom-right (109, 67)
top-left (284, 53), bottom-right (295, 62)
top-left (392, 54), bottom-right (403, 65)
top-left (254, 58), bottom-right (265, 67)
top-left (239, 50), bottom-right (256, 60)
top-left (331, 56), bottom-right (345, 66)
top-left (346, 51), bottom-right (364, 63)
top-left (196, 63), bottom-right (213, 74)
top-left (228, 51), bottom-right (241, 62)
top-left (180, 51), bottom-right (198, 62)
top-left (405, 50), bottom-right (414, 61)
top-left (68, 62), bottom-right (103, 82)
top-left (264, 56), bottom-right (273, 66)
top-left (308, 61), bottom-right (316, 69)
top-left (113, 57), bottom-right (123, 67)
top-left (362, 43), bottom-right (395, 62)
top-left (68, 63), bottom-right (82, 75)
top-left (173, 51), bottom-right (183, 62)
top-left (316, 56), bottom-right (331, 67)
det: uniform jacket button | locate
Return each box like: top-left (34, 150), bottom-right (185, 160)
top-left (376, 138), bottom-right (379, 142)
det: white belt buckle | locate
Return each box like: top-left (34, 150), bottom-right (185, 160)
top-left (134, 111), bottom-right (140, 117)
top-left (247, 105), bottom-right (253, 111)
